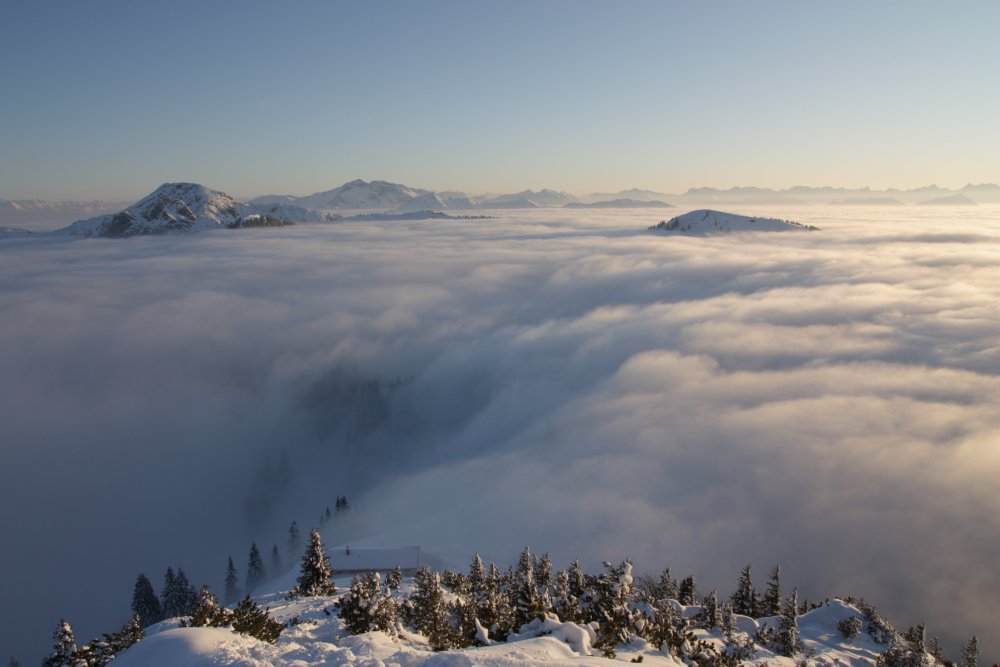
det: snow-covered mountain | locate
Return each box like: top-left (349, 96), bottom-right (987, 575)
top-left (481, 189), bottom-right (578, 207)
top-left (564, 198), bottom-right (674, 209)
top-left (392, 192), bottom-right (450, 213)
top-left (649, 209), bottom-right (819, 235)
top-left (53, 183), bottom-right (333, 238)
top-left (585, 187), bottom-right (674, 203)
top-left (917, 194), bottom-right (977, 206)
top-left (260, 180), bottom-right (432, 211)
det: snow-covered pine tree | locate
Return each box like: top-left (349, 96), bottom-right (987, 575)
top-left (231, 596), bottom-right (283, 644)
top-left (592, 560), bottom-right (638, 658)
top-left (291, 528), bottom-right (335, 597)
top-left (111, 615), bottom-right (144, 653)
top-left (730, 564), bottom-right (757, 617)
top-left (678, 575), bottom-right (698, 605)
top-left (929, 637), bottom-right (942, 665)
top-left (386, 565), bottom-right (403, 590)
top-left (43, 619), bottom-right (76, 667)
top-left (656, 567), bottom-right (679, 601)
top-left (131, 573), bottom-right (162, 627)
top-left (552, 569), bottom-right (579, 623)
top-left (761, 565), bottom-right (781, 617)
top-left (270, 544), bottom-right (283, 575)
top-left (512, 547), bottom-right (542, 629)
top-left (719, 601), bottom-right (736, 638)
top-left (224, 556), bottom-right (240, 605)
top-left (962, 637), bottom-right (979, 667)
top-left (775, 588), bottom-right (801, 657)
top-left (246, 542), bottom-right (267, 593)
top-left (483, 562), bottom-right (514, 640)
top-left (286, 521), bottom-right (301, 560)
top-left (534, 552), bottom-right (553, 594)
top-left (187, 585), bottom-right (231, 627)
top-left (700, 590), bottom-right (720, 629)
top-left (340, 571), bottom-right (398, 637)
top-left (410, 567), bottom-right (452, 650)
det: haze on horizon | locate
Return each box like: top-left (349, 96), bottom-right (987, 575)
top-left (1, 0), bottom-right (998, 201)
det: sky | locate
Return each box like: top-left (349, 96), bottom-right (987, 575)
top-left (1, 0), bottom-right (998, 201)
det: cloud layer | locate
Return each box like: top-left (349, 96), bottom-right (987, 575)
top-left (1, 206), bottom-right (999, 662)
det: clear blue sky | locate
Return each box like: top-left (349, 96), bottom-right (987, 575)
top-left (1, 0), bottom-right (997, 200)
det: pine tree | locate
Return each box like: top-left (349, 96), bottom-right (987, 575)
top-left (43, 619), bottom-right (76, 667)
top-left (131, 573), bottom-right (163, 627)
top-left (761, 565), bottom-right (781, 617)
top-left (730, 564), bottom-right (757, 617)
top-left (656, 567), bottom-right (679, 601)
top-left (512, 547), bottom-right (542, 629)
top-left (9, 658), bottom-right (21, 667)
top-left (231, 596), bottom-right (283, 644)
top-left (410, 567), bottom-right (452, 650)
top-left (161, 567), bottom-right (183, 618)
top-left (340, 572), bottom-right (398, 636)
top-left (534, 552), bottom-right (553, 594)
top-left (929, 637), bottom-right (942, 665)
top-left (224, 556), bottom-right (240, 605)
top-left (292, 528), bottom-right (335, 597)
top-left (246, 542), bottom-right (267, 592)
top-left (719, 601), bottom-right (737, 637)
top-left (187, 585), bottom-right (232, 628)
top-left (962, 637), bottom-right (979, 667)
top-left (270, 544), bottom-right (283, 575)
top-left (700, 590), bottom-right (720, 629)
top-left (592, 560), bottom-right (637, 658)
top-left (552, 569), bottom-right (579, 623)
top-left (174, 568), bottom-right (197, 616)
top-left (678, 575), bottom-right (698, 605)
top-left (287, 521), bottom-right (301, 560)
top-left (776, 588), bottom-right (801, 657)
top-left (386, 565), bottom-right (403, 590)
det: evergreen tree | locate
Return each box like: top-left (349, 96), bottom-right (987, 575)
top-left (730, 564), bottom-right (757, 617)
top-left (187, 585), bottom-right (232, 628)
top-left (270, 544), bottom-right (283, 575)
top-left (719, 601), bottom-right (737, 638)
top-left (962, 637), bottom-right (979, 667)
top-left (761, 565), bottom-right (781, 617)
top-left (591, 560), bottom-right (638, 658)
top-left (174, 568), bottom-right (197, 616)
top-left (552, 569), bottom-right (579, 623)
top-left (340, 572), bottom-right (398, 636)
top-left (386, 565), bottom-right (403, 590)
top-left (929, 637), bottom-right (942, 665)
top-left (9, 658), bottom-right (21, 667)
top-left (131, 573), bottom-right (163, 627)
top-left (512, 547), bottom-right (543, 629)
top-left (246, 542), bottom-right (267, 592)
top-left (231, 596), bottom-right (283, 644)
top-left (678, 575), bottom-right (698, 605)
top-left (43, 619), bottom-right (76, 667)
top-left (534, 552), bottom-right (553, 594)
top-left (700, 590), bottom-right (720, 629)
top-left (657, 567), bottom-right (679, 601)
top-left (287, 521), bottom-right (301, 560)
top-left (224, 556), bottom-right (240, 605)
top-left (776, 588), bottom-right (801, 657)
top-left (410, 567), bottom-right (452, 650)
top-left (161, 567), bottom-right (183, 618)
top-left (292, 528), bottom-right (335, 597)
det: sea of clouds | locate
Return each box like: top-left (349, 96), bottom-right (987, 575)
top-left (1, 205), bottom-right (998, 663)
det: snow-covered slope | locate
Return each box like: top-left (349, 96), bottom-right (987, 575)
top-left (52, 183), bottom-right (333, 238)
top-left (0, 226), bottom-right (34, 238)
top-left (288, 180), bottom-right (430, 210)
top-left (0, 198), bottom-right (125, 226)
top-left (482, 189), bottom-right (577, 207)
top-left (393, 192), bottom-right (449, 213)
top-left (917, 194), bottom-right (977, 206)
top-left (564, 198), bottom-right (673, 208)
top-left (110, 583), bottom-right (900, 667)
top-left (649, 209), bottom-right (819, 235)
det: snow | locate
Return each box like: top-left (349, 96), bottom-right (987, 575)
top-left (649, 209), bottom-right (819, 235)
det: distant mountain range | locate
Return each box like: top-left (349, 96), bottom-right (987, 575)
top-left (4, 181), bottom-right (998, 233)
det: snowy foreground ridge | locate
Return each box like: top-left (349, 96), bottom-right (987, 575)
top-left (649, 210), bottom-right (819, 234)
top-left (110, 579), bottom-right (910, 667)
